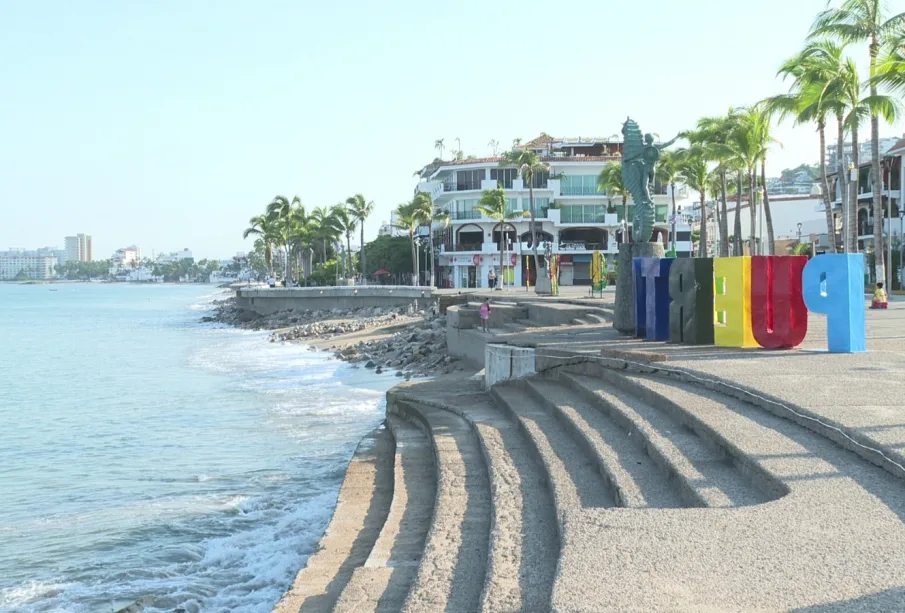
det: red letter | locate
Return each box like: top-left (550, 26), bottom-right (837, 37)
top-left (750, 256), bottom-right (808, 349)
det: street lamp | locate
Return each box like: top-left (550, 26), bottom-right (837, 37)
top-left (797, 222), bottom-right (802, 245)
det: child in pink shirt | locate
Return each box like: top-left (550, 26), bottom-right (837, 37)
top-left (479, 299), bottom-right (491, 332)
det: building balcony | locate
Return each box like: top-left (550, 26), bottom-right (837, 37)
top-left (442, 180), bottom-right (483, 192)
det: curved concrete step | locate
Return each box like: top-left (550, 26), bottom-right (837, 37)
top-left (272, 426), bottom-right (394, 613)
top-left (563, 371), bottom-right (771, 508)
top-left (571, 318), bottom-right (591, 326)
top-left (421, 393), bottom-right (559, 612)
top-left (524, 378), bottom-right (685, 509)
top-left (490, 384), bottom-right (615, 512)
top-left (333, 417), bottom-right (435, 612)
top-left (392, 401), bottom-right (491, 613)
top-left (584, 312), bottom-right (612, 324)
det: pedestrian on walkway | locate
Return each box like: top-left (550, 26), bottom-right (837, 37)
top-left (480, 299), bottom-right (491, 332)
top-left (871, 282), bottom-right (888, 309)
top-left (488, 269), bottom-right (497, 290)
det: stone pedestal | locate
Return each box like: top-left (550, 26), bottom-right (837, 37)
top-left (613, 242), bottom-right (665, 334)
top-left (534, 269), bottom-right (552, 295)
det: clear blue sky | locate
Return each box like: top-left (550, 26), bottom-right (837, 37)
top-left (1, 0), bottom-right (899, 260)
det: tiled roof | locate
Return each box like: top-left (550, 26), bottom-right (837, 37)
top-left (519, 134), bottom-right (558, 149)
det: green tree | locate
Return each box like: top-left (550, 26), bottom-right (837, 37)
top-left (266, 195), bottom-right (301, 280)
top-left (363, 235), bottom-right (414, 280)
top-left (346, 194), bottom-right (375, 279)
top-left (812, 0), bottom-right (905, 282)
top-left (692, 111), bottom-right (742, 256)
top-left (14, 269), bottom-right (28, 281)
top-left (476, 187), bottom-right (526, 289)
top-left (597, 162), bottom-right (628, 221)
top-left (500, 148), bottom-right (550, 275)
top-left (393, 200), bottom-right (423, 285)
top-left (311, 206), bottom-right (341, 264)
top-left (243, 214), bottom-right (278, 277)
top-left (330, 204), bottom-right (357, 280)
top-left (655, 151), bottom-right (681, 253)
top-left (676, 144), bottom-right (712, 257)
top-left (434, 138), bottom-right (445, 160)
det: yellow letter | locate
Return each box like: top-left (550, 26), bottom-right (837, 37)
top-left (713, 257), bottom-right (756, 348)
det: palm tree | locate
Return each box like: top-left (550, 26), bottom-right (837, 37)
top-left (266, 195), bottom-right (302, 280)
top-left (434, 138), bottom-right (445, 160)
top-left (812, 0), bottom-right (905, 281)
top-left (411, 192), bottom-right (448, 287)
top-left (289, 205), bottom-right (314, 284)
top-left (243, 214), bottom-right (278, 277)
top-left (394, 200), bottom-right (422, 285)
top-left (693, 112), bottom-right (741, 256)
top-left (597, 162), bottom-right (627, 214)
top-left (676, 145), bottom-right (712, 257)
top-left (311, 206), bottom-right (340, 264)
top-left (769, 40), bottom-right (852, 253)
top-left (488, 139), bottom-right (500, 156)
top-left (476, 187), bottom-right (526, 290)
top-left (655, 151), bottom-right (681, 254)
top-left (346, 194), bottom-right (375, 281)
top-left (499, 149), bottom-right (550, 274)
top-left (330, 204), bottom-right (357, 280)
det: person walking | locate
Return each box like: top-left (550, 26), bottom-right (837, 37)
top-left (488, 269), bottom-right (497, 290)
top-left (479, 299), bottom-right (491, 333)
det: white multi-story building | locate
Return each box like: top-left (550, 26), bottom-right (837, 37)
top-left (416, 134), bottom-right (693, 289)
top-left (0, 249), bottom-right (58, 280)
top-left (158, 248), bottom-right (193, 263)
top-left (64, 233), bottom-right (93, 263)
top-left (111, 245), bottom-right (141, 267)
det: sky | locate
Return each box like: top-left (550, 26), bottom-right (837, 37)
top-left (1, 0), bottom-right (901, 260)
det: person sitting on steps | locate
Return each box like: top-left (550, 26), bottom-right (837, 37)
top-left (871, 281), bottom-right (888, 310)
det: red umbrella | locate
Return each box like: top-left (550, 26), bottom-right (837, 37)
top-left (373, 269), bottom-right (391, 276)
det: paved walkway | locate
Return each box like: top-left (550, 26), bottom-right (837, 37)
top-left (512, 302), bottom-right (905, 480)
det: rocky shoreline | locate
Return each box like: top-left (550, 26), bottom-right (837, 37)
top-left (204, 297), bottom-right (461, 378)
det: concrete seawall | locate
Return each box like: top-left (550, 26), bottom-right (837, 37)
top-left (236, 286), bottom-right (434, 315)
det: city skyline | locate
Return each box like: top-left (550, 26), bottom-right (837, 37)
top-left (3, 0), bottom-right (902, 260)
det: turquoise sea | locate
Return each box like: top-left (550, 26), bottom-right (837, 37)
top-left (0, 284), bottom-right (390, 613)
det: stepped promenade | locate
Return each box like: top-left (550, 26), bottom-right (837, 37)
top-left (274, 291), bottom-right (905, 612)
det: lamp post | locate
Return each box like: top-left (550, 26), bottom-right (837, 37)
top-left (797, 222), bottom-right (803, 245)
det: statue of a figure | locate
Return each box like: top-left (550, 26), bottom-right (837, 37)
top-left (621, 119), bottom-right (679, 242)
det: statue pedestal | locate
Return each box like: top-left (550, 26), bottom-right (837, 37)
top-left (613, 242), bottom-right (665, 334)
top-left (534, 269), bottom-right (552, 295)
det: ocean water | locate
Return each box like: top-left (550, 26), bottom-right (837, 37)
top-left (0, 284), bottom-right (391, 613)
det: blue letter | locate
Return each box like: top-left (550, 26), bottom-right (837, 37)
top-left (802, 254), bottom-right (866, 353)
top-left (642, 257), bottom-right (672, 341)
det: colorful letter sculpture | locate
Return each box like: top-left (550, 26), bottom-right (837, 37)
top-left (802, 254), bottom-right (866, 353)
top-left (641, 257), bottom-right (673, 341)
top-left (713, 257), bottom-right (757, 348)
top-left (667, 258), bottom-right (715, 345)
top-left (750, 256), bottom-right (808, 349)
top-left (632, 258), bottom-right (647, 338)
top-left (623, 254), bottom-right (864, 353)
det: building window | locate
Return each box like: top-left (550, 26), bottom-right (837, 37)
top-left (560, 175), bottom-right (599, 196)
top-left (561, 204), bottom-right (606, 223)
top-left (490, 168), bottom-right (519, 189)
top-left (452, 199), bottom-right (480, 219)
top-left (524, 170), bottom-right (549, 189)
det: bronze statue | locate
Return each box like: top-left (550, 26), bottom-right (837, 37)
top-left (621, 119), bottom-right (678, 242)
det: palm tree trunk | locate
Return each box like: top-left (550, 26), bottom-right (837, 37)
top-left (427, 214), bottom-right (435, 287)
top-left (322, 239), bottom-right (327, 265)
top-left (734, 172), bottom-right (743, 255)
top-left (761, 161), bottom-right (775, 255)
top-left (529, 182), bottom-right (542, 274)
top-left (819, 120), bottom-right (837, 253)
top-left (870, 36), bottom-right (885, 285)
top-left (670, 181), bottom-right (677, 252)
top-left (698, 191), bottom-right (708, 257)
top-left (410, 232), bottom-right (418, 286)
top-left (346, 233), bottom-right (352, 280)
top-left (360, 225), bottom-right (366, 283)
top-left (850, 122), bottom-right (860, 253)
top-left (499, 220), bottom-right (505, 291)
top-left (719, 171), bottom-right (729, 257)
top-left (748, 169), bottom-right (757, 255)
top-left (836, 113), bottom-right (848, 252)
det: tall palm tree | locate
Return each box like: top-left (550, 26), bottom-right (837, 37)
top-left (655, 151), bottom-right (681, 254)
top-left (411, 192), bottom-right (448, 287)
top-left (812, 0), bottom-right (905, 281)
top-left (346, 194), bottom-right (375, 280)
top-left (243, 214), bottom-right (278, 277)
top-left (499, 149), bottom-right (550, 274)
top-left (393, 200), bottom-right (422, 285)
top-left (289, 205), bottom-right (314, 284)
top-left (488, 139), bottom-right (500, 156)
top-left (597, 161), bottom-right (628, 220)
top-left (476, 187), bottom-right (527, 289)
top-left (311, 206), bottom-right (339, 264)
top-left (676, 145), bottom-right (712, 257)
top-left (693, 112), bottom-right (741, 256)
top-left (434, 138), bottom-right (445, 160)
top-left (330, 204), bottom-right (357, 280)
top-left (266, 195), bottom-right (302, 280)
top-left (769, 40), bottom-right (853, 253)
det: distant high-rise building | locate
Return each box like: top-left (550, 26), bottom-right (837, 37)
top-left (0, 249), bottom-right (58, 280)
top-left (64, 233), bottom-right (93, 262)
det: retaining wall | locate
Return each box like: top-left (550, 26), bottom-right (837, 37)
top-left (236, 286), bottom-right (434, 315)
